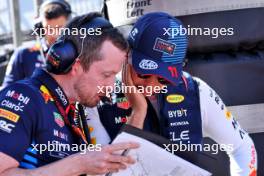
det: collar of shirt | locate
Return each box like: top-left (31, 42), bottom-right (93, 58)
top-left (32, 69), bottom-right (70, 114)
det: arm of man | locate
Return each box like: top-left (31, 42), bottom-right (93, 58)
top-left (0, 142), bottom-right (138, 176)
top-left (0, 152), bottom-right (84, 176)
top-left (0, 84), bottom-right (138, 176)
top-left (196, 77), bottom-right (257, 176)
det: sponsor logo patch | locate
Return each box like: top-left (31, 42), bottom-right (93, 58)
top-left (55, 87), bottom-right (67, 106)
top-left (115, 116), bottom-right (129, 124)
top-left (170, 121), bottom-right (189, 127)
top-left (0, 108), bottom-right (20, 122)
top-left (53, 129), bottom-right (68, 141)
top-left (53, 112), bottom-right (65, 128)
top-left (1, 100), bottom-right (24, 112)
top-left (116, 97), bottom-right (130, 110)
top-left (6, 90), bottom-right (30, 104)
top-left (166, 94), bottom-right (184, 103)
top-left (168, 109), bottom-right (188, 118)
top-left (47, 49), bottom-right (60, 68)
top-left (0, 120), bottom-right (15, 133)
top-left (40, 85), bottom-right (54, 103)
top-left (139, 59), bottom-right (158, 70)
top-left (129, 27), bottom-right (138, 40)
top-left (170, 130), bottom-right (190, 142)
top-left (153, 37), bottom-right (176, 55)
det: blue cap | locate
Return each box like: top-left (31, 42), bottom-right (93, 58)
top-left (128, 12), bottom-right (187, 85)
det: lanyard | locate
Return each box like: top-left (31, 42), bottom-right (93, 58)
top-left (54, 96), bottom-right (88, 144)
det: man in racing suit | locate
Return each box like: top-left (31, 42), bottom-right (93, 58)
top-left (85, 12), bottom-right (258, 176)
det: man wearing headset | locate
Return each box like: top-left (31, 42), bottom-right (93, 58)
top-left (88, 12), bottom-right (258, 176)
top-left (0, 13), bottom-right (143, 175)
top-left (1, 0), bottom-right (71, 89)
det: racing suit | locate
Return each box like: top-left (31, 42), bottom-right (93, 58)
top-left (85, 72), bottom-right (257, 176)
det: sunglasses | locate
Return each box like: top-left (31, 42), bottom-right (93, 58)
top-left (137, 74), bottom-right (171, 85)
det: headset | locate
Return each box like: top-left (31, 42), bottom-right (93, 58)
top-left (33, 0), bottom-right (72, 37)
top-left (45, 16), bottom-right (113, 74)
top-left (40, 0), bottom-right (71, 14)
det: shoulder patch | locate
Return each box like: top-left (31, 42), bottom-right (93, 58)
top-left (40, 85), bottom-right (54, 103)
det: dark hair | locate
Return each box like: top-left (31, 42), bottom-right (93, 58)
top-left (42, 3), bottom-right (70, 19)
top-left (63, 12), bottom-right (129, 71)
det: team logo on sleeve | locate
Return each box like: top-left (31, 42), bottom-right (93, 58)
top-left (53, 112), bottom-right (65, 128)
top-left (6, 90), bottom-right (30, 104)
top-left (0, 108), bottom-right (20, 122)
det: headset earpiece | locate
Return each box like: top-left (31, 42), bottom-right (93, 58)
top-left (45, 16), bottom-right (113, 75)
top-left (46, 39), bottom-right (78, 74)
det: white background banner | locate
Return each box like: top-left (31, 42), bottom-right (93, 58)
top-left (106, 0), bottom-right (264, 26)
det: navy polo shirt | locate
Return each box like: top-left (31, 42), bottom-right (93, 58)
top-left (0, 69), bottom-right (79, 168)
top-left (2, 42), bottom-right (46, 88)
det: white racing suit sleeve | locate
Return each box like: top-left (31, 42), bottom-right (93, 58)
top-left (195, 77), bottom-right (257, 176)
top-left (84, 107), bottom-right (111, 145)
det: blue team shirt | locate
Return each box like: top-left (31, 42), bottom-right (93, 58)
top-left (0, 69), bottom-right (79, 168)
top-left (2, 42), bottom-right (46, 88)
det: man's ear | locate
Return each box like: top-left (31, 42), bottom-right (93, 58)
top-left (69, 58), bottom-right (83, 76)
